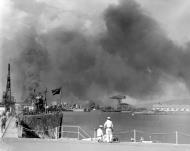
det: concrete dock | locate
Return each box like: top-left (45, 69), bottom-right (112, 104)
top-left (1, 137), bottom-right (190, 151)
top-left (0, 117), bottom-right (18, 138)
top-left (0, 116), bottom-right (190, 151)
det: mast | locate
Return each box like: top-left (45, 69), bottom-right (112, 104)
top-left (5, 63), bottom-right (12, 111)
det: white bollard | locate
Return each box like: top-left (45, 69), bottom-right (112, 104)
top-left (61, 125), bottom-right (63, 138)
top-left (55, 127), bottom-right (58, 139)
top-left (94, 128), bottom-right (96, 139)
top-left (77, 127), bottom-right (80, 140)
top-left (175, 131), bottom-right (178, 144)
top-left (134, 129), bottom-right (136, 142)
top-left (18, 126), bottom-right (23, 138)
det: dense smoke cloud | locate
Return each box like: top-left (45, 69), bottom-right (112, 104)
top-left (135, 0), bottom-right (190, 45)
top-left (102, 1), bottom-right (182, 95)
top-left (15, 33), bottom-right (50, 101)
top-left (2, 0), bottom-right (190, 104)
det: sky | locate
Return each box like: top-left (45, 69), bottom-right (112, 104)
top-left (136, 0), bottom-right (190, 45)
top-left (1, 0), bottom-right (190, 105)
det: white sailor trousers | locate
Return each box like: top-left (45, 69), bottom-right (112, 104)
top-left (105, 128), bottom-right (113, 142)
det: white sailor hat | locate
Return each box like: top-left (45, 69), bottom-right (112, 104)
top-left (99, 125), bottom-right (103, 128)
top-left (107, 117), bottom-right (111, 120)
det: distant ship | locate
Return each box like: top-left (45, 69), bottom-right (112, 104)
top-left (72, 108), bottom-right (84, 112)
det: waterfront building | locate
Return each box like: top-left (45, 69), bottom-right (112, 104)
top-left (152, 104), bottom-right (190, 112)
top-left (0, 103), bottom-right (5, 115)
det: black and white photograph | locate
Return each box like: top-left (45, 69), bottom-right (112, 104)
top-left (0, 0), bottom-right (190, 150)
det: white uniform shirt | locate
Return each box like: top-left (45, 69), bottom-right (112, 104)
top-left (104, 120), bottom-right (113, 129)
top-left (97, 128), bottom-right (104, 137)
top-left (6, 111), bottom-right (9, 118)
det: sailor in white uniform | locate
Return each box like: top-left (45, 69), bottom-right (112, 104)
top-left (97, 125), bottom-right (104, 142)
top-left (104, 117), bottom-right (113, 143)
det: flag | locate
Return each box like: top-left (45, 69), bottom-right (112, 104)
top-left (51, 88), bottom-right (61, 95)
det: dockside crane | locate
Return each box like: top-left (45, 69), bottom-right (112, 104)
top-left (3, 63), bottom-right (15, 113)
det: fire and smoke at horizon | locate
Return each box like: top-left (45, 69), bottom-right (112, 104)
top-left (1, 0), bottom-right (190, 105)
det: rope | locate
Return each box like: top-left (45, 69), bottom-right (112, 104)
top-left (151, 132), bottom-right (173, 135)
top-left (79, 127), bottom-right (91, 138)
top-left (79, 133), bottom-right (86, 139)
top-left (178, 132), bottom-right (190, 137)
top-left (135, 130), bottom-right (173, 135)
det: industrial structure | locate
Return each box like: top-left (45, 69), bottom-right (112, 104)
top-left (110, 95), bottom-right (131, 111)
top-left (2, 63), bottom-right (15, 112)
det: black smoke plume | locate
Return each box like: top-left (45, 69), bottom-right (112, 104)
top-left (3, 0), bottom-right (190, 104)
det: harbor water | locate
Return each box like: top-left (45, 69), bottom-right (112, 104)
top-left (62, 111), bottom-right (190, 144)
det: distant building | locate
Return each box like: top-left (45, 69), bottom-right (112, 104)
top-left (152, 104), bottom-right (190, 112)
top-left (119, 103), bottom-right (131, 111)
top-left (110, 95), bottom-right (132, 111)
top-left (15, 102), bottom-right (33, 114)
top-left (0, 104), bottom-right (5, 115)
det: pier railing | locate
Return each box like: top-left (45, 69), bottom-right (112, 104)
top-left (18, 125), bottom-right (190, 144)
top-left (56, 125), bottom-right (92, 140)
top-left (20, 125), bottom-right (92, 140)
top-left (114, 129), bottom-right (190, 144)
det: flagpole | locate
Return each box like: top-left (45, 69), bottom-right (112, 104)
top-left (60, 88), bottom-right (62, 105)
top-left (44, 88), bottom-right (48, 113)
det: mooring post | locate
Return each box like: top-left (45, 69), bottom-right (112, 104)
top-left (77, 127), bottom-right (80, 140)
top-left (42, 131), bottom-right (44, 139)
top-left (134, 129), bottom-right (136, 142)
top-left (175, 131), bottom-right (178, 144)
top-left (55, 127), bottom-right (58, 139)
top-left (18, 125), bottom-right (23, 138)
top-left (94, 128), bottom-right (96, 139)
top-left (61, 125), bottom-right (63, 138)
